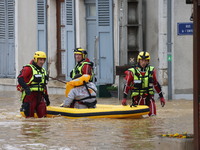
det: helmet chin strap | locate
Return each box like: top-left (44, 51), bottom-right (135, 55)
top-left (32, 61), bottom-right (42, 69)
top-left (138, 62), bottom-right (149, 71)
top-left (78, 58), bottom-right (85, 64)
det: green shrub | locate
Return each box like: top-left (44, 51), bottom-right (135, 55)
top-left (106, 85), bottom-right (118, 91)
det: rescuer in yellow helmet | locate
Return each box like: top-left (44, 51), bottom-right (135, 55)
top-left (70, 48), bottom-right (95, 82)
top-left (121, 51), bottom-right (165, 116)
top-left (17, 51), bottom-right (50, 118)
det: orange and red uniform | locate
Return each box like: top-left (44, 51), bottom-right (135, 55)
top-left (122, 65), bottom-right (165, 116)
top-left (17, 60), bottom-right (49, 118)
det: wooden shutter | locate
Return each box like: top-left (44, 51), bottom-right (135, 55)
top-left (0, 1), bottom-right (6, 41)
top-left (37, 0), bottom-right (47, 69)
top-left (37, 0), bottom-right (47, 52)
top-left (65, 0), bottom-right (75, 80)
top-left (0, 0), bottom-right (15, 78)
top-left (96, 0), bottom-right (114, 84)
top-left (0, 0), bottom-right (6, 77)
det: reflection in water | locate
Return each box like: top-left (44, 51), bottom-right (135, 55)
top-left (0, 91), bottom-right (193, 150)
top-left (20, 120), bottom-right (49, 138)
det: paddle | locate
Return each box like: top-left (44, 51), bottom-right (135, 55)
top-left (49, 76), bottom-right (66, 84)
top-left (60, 103), bottom-right (64, 107)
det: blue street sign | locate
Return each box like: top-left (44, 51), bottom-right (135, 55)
top-left (177, 22), bottom-right (193, 35)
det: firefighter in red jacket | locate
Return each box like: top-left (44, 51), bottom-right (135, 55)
top-left (17, 51), bottom-right (50, 118)
top-left (70, 48), bottom-right (94, 81)
top-left (121, 51), bottom-right (165, 116)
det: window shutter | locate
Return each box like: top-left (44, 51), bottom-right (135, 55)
top-left (0, 0), bottom-right (15, 78)
top-left (0, 0), bottom-right (6, 77)
top-left (7, 0), bottom-right (15, 77)
top-left (0, 0), bottom-right (6, 40)
top-left (65, 0), bottom-right (75, 80)
top-left (37, 0), bottom-right (47, 52)
top-left (96, 0), bottom-right (114, 84)
top-left (37, 0), bottom-right (47, 69)
top-left (98, 0), bottom-right (110, 26)
top-left (8, 0), bottom-right (14, 40)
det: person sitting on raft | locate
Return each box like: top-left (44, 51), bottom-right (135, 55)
top-left (63, 74), bottom-right (97, 108)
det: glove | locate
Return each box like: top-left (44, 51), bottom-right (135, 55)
top-left (18, 77), bottom-right (31, 95)
top-left (121, 98), bottom-right (127, 106)
top-left (60, 103), bottom-right (64, 107)
top-left (24, 87), bottom-right (31, 95)
top-left (160, 97), bottom-right (165, 107)
top-left (44, 95), bottom-right (50, 106)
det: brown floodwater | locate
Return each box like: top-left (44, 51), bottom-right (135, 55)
top-left (0, 91), bottom-right (193, 150)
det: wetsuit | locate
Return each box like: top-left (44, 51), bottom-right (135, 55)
top-left (123, 64), bottom-right (165, 116)
top-left (17, 60), bottom-right (49, 118)
top-left (70, 58), bottom-right (94, 81)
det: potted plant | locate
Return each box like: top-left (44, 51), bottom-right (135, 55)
top-left (107, 85), bottom-right (118, 98)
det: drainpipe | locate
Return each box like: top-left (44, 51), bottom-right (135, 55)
top-left (45, 0), bottom-right (48, 70)
top-left (167, 0), bottom-right (172, 100)
top-left (193, 0), bottom-right (200, 148)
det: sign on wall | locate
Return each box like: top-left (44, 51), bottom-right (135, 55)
top-left (177, 22), bottom-right (193, 35)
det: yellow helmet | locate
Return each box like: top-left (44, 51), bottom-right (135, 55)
top-left (137, 51), bottom-right (150, 62)
top-left (34, 51), bottom-right (47, 62)
top-left (73, 48), bottom-right (87, 58)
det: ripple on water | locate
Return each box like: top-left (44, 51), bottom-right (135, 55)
top-left (0, 92), bottom-right (194, 150)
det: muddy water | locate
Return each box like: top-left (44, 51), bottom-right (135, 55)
top-left (0, 91), bottom-right (193, 150)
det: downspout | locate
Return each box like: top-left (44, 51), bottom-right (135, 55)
top-left (167, 0), bottom-right (172, 100)
top-left (142, 0), bottom-right (146, 50)
top-left (118, 0), bottom-right (123, 100)
top-left (193, 0), bottom-right (200, 148)
top-left (45, 0), bottom-right (48, 70)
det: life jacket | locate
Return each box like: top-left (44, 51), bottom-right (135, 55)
top-left (20, 64), bottom-right (48, 101)
top-left (65, 74), bottom-right (91, 97)
top-left (128, 65), bottom-right (155, 98)
top-left (70, 59), bottom-right (94, 82)
top-left (73, 82), bottom-right (97, 108)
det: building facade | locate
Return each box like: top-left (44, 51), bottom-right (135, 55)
top-left (0, 0), bottom-right (193, 99)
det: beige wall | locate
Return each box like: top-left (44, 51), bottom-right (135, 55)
top-left (173, 0), bottom-right (193, 99)
top-left (145, 0), bottom-right (169, 98)
top-left (76, 0), bottom-right (86, 48)
top-left (15, 0), bottom-right (37, 76)
top-left (145, 0), bottom-right (193, 99)
top-left (1, 0), bottom-right (38, 89)
top-left (15, 0), bottom-right (58, 78)
top-left (146, 0), bottom-right (159, 69)
top-left (47, 0), bottom-right (57, 78)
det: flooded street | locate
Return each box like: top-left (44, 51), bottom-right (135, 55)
top-left (0, 91), bottom-right (193, 150)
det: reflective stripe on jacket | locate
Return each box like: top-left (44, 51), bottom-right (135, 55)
top-left (26, 64), bottom-right (47, 92)
top-left (21, 64), bottom-right (47, 101)
top-left (128, 66), bottom-right (155, 98)
top-left (71, 61), bottom-right (94, 81)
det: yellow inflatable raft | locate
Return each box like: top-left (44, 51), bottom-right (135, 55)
top-left (20, 104), bottom-right (149, 119)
